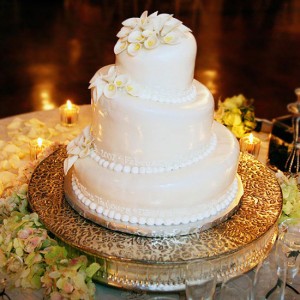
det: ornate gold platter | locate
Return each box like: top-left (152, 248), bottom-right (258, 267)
top-left (28, 146), bottom-right (282, 292)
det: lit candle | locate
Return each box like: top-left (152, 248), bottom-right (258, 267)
top-left (59, 100), bottom-right (79, 126)
top-left (29, 138), bottom-right (52, 160)
top-left (239, 133), bottom-right (261, 158)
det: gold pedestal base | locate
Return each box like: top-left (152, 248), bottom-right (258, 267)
top-left (28, 147), bottom-right (282, 292)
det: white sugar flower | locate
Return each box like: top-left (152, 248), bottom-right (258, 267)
top-left (64, 126), bottom-right (93, 175)
top-left (114, 74), bottom-right (129, 88)
top-left (114, 11), bottom-right (191, 55)
top-left (137, 11), bottom-right (149, 29)
top-left (102, 66), bottom-right (117, 82)
top-left (142, 29), bottom-right (155, 38)
top-left (125, 83), bottom-right (139, 97)
top-left (127, 42), bottom-right (142, 56)
top-left (116, 26), bottom-right (131, 38)
top-left (88, 73), bottom-right (105, 104)
top-left (122, 17), bottom-right (139, 28)
top-left (89, 66), bottom-right (138, 101)
top-left (161, 17), bottom-right (182, 36)
top-left (104, 83), bottom-right (117, 98)
top-left (114, 40), bottom-right (128, 55)
top-left (127, 30), bottom-right (145, 43)
top-left (163, 31), bottom-right (181, 44)
top-left (144, 35), bottom-right (159, 49)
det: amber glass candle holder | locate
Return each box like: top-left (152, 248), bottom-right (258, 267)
top-left (239, 133), bottom-right (261, 159)
top-left (29, 138), bottom-right (52, 160)
top-left (59, 100), bottom-right (79, 126)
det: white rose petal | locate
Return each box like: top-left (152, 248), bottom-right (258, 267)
top-left (0, 171), bottom-right (17, 189)
top-left (7, 118), bottom-right (23, 130)
top-left (3, 144), bottom-right (21, 154)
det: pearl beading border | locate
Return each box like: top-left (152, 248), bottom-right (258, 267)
top-left (71, 175), bottom-right (239, 227)
top-left (89, 133), bottom-right (217, 175)
top-left (140, 84), bottom-right (197, 104)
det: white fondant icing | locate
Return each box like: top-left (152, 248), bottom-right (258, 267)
top-left (88, 133), bottom-right (217, 174)
top-left (91, 77), bottom-right (214, 170)
top-left (70, 122), bottom-right (241, 226)
top-left (115, 20), bottom-right (196, 95)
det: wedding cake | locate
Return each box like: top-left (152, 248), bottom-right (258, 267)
top-left (64, 11), bottom-right (243, 237)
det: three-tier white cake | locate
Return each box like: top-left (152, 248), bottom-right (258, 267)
top-left (64, 11), bottom-right (243, 236)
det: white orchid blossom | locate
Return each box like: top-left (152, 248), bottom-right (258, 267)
top-left (114, 11), bottom-right (191, 56)
top-left (64, 125), bottom-right (93, 175)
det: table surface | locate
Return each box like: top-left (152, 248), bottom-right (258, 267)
top-left (0, 106), bottom-right (271, 299)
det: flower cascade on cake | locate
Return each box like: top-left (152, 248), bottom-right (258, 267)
top-left (89, 66), bottom-right (139, 103)
top-left (64, 11), bottom-right (243, 237)
top-left (64, 126), bottom-right (93, 175)
top-left (114, 11), bottom-right (191, 56)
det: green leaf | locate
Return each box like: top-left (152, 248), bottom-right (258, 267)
top-left (44, 246), bottom-right (67, 266)
top-left (85, 262), bottom-right (100, 278)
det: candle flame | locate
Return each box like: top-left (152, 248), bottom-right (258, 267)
top-left (37, 137), bottom-right (43, 147)
top-left (66, 100), bottom-right (73, 110)
top-left (249, 133), bottom-right (254, 144)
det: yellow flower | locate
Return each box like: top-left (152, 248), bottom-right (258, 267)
top-left (214, 94), bottom-right (256, 138)
top-left (223, 110), bottom-right (242, 126)
top-left (244, 120), bottom-right (256, 130)
top-left (231, 125), bottom-right (246, 138)
top-left (223, 94), bottom-right (246, 110)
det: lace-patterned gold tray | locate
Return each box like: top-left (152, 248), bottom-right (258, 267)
top-left (28, 146), bottom-right (282, 292)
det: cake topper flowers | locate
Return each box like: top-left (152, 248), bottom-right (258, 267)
top-left (89, 66), bottom-right (138, 103)
top-left (114, 11), bottom-right (191, 56)
top-left (64, 125), bottom-right (93, 175)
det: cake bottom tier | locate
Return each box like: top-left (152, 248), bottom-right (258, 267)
top-left (66, 122), bottom-right (241, 236)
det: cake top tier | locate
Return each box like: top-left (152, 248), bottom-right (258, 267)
top-left (113, 11), bottom-right (197, 101)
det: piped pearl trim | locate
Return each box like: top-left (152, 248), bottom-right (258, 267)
top-left (71, 175), bottom-right (239, 227)
top-left (140, 84), bottom-right (197, 104)
top-left (90, 134), bottom-right (217, 174)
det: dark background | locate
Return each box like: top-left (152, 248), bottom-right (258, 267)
top-left (0, 0), bottom-right (299, 120)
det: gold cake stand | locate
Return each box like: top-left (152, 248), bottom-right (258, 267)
top-left (27, 146), bottom-right (282, 292)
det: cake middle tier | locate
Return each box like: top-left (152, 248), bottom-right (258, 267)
top-left (70, 121), bottom-right (240, 227)
top-left (91, 79), bottom-right (214, 169)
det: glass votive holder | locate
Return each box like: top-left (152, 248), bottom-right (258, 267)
top-left (29, 138), bottom-right (52, 161)
top-left (59, 100), bottom-right (79, 126)
top-left (239, 133), bottom-right (261, 158)
top-left (185, 261), bottom-right (216, 300)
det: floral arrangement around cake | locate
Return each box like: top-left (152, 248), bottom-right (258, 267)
top-left (214, 94), bottom-right (257, 138)
top-left (0, 118), bottom-right (100, 299)
top-left (276, 171), bottom-right (300, 222)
